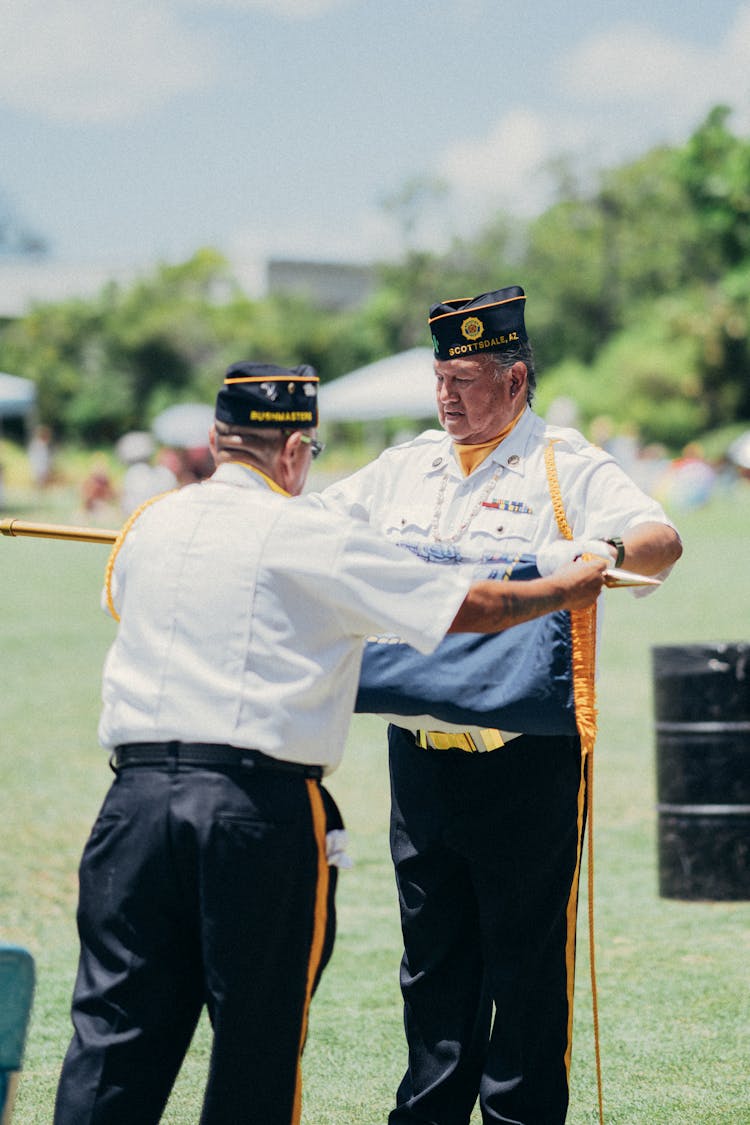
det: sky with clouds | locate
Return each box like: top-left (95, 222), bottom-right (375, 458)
top-left (2, 0), bottom-right (750, 274)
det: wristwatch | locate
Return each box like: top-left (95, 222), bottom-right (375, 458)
top-left (605, 536), bottom-right (625, 567)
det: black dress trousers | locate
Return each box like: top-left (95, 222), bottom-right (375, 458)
top-left (53, 760), bottom-right (339, 1125)
top-left (387, 726), bottom-right (588, 1125)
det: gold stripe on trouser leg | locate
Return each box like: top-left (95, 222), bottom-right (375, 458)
top-left (291, 780), bottom-right (330, 1125)
top-left (563, 752), bottom-right (588, 1081)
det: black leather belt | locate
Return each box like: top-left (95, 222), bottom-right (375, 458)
top-left (111, 741), bottom-right (323, 780)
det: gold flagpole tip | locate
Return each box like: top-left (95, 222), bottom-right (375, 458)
top-left (604, 567), bottom-right (662, 588)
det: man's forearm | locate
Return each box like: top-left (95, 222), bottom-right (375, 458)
top-left (448, 558), bottom-right (608, 634)
top-left (619, 522), bottom-right (682, 575)
top-left (448, 578), bottom-right (564, 634)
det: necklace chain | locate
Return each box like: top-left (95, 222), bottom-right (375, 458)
top-left (430, 464), bottom-right (503, 544)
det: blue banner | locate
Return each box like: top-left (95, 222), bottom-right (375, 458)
top-left (355, 558), bottom-right (577, 735)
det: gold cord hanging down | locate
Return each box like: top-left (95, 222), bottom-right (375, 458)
top-left (544, 439), bottom-right (605, 1125)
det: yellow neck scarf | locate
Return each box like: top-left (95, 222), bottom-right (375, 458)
top-left (454, 408), bottom-right (524, 477)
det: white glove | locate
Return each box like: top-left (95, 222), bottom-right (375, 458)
top-left (536, 538), bottom-right (614, 576)
top-left (326, 829), bottom-right (353, 869)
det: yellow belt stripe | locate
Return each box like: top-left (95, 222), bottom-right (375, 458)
top-left (291, 780), bottom-right (329, 1125)
top-left (416, 728), bottom-right (506, 752)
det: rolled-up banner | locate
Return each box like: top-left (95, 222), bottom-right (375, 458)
top-left (355, 556), bottom-right (578, 735)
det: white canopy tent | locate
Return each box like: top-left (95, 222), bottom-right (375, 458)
top-left (318, 347), bottom-right (438, 423)
top-left (152, 403), bottom-right (215, 449)
top-left (0, 372), bottom-right (36, 420)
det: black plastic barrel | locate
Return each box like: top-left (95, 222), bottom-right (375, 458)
top-left (652, 643), bottom-right (750, 900)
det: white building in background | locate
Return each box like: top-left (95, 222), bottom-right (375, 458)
top-left (0, 258), bottom-right (141, 322)
top-left (266, 259), bottom-right (376, 310)
top-left (0, 254), bottom-right (376, 323)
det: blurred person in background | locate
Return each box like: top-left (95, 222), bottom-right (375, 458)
top-left (28, 423), bottom-right (54, 489)
top-left (116, 431), bottom-right (178, 517)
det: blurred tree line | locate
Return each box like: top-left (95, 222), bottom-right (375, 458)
top-left (1, 105), bottom-right (749, 451)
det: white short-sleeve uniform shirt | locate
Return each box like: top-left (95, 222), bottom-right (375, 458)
top-left (319, 408), bottom-right (675, 568)
top-left (317, 408), bottom-right (677, 738)
top-left (98, 462), bottom-right (471, 772)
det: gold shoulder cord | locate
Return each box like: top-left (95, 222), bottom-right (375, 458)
top-left (104, 491), bottom-right (176, 622)
top-left (544, 440), bottom-right (605, 1125)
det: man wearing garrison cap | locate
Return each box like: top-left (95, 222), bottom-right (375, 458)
top-left (53, 360), bottom-right (609, 1125)
top-left (319, 288), bottom-right (682, 1124)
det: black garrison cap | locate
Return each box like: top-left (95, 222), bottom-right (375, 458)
top-left (428, 286), bottom-right (527, 360)
top-left (216, 362), bottom-right (319, 428)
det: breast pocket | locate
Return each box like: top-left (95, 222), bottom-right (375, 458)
top-left (467, 503), bottom-right (538, 557)
top-left (382, 504), bottom-right (433, 544)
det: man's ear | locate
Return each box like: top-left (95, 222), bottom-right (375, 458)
top-left (208, 424), bottom-right (219, 464)
top-left (277, 430), bottom-right (308, 496)
top-left (508, 361), bottom-right (528, 398)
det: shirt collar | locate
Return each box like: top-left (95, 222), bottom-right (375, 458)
top-left (212, 461), bottom-right (290, 496)
top-left (453, 406), bottom-right (526, 477)
top-left (429, 407), bottom-right (538, 479)
top-left (481, 407), bottom-right (539, 476)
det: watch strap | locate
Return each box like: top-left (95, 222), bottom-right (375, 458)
top-left (605, 536), bottom-right (625, 567)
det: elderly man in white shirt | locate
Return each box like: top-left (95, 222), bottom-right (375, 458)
top-left (318, 287), bottom-right (683, 1125)
top-left (53, 359), bottom-right (608, 1125)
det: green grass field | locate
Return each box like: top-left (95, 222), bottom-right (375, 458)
top-left (2, 482), bottom-right (749, 1123)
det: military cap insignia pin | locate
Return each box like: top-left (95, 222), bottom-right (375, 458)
top-left (460, 316), bottom-right (484, 342)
